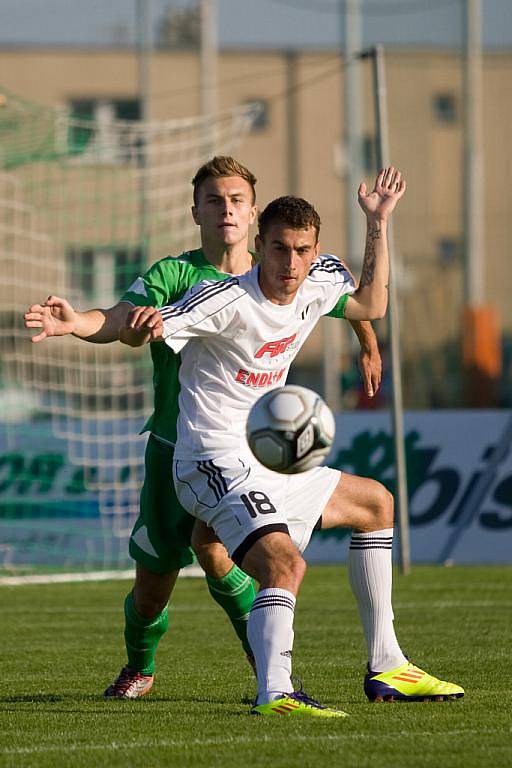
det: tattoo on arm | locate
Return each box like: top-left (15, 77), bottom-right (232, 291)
top-left (360, 224), bottom-right (381, 288)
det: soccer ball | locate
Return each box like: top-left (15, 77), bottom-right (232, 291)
top-left (246, 385), bottom-right (336, 474)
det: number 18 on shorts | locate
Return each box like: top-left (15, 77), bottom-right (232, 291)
top-left (173, 454), bottom-right (340, 561)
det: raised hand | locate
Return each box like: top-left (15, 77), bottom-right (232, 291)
top-left (358, 166), bottom-right (406, 223)
top-left (24, 295), bottom-right (77, 343)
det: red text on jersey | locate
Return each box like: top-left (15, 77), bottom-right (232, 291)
top-left (235, 368), bottom-right (286, 388)
top-left (254, 334), bottom-right (297, 359)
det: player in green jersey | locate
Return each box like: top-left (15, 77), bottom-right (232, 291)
top-left (24, 156), bottom-right (382, 699)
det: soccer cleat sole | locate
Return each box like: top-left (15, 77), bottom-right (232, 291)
top-left (251, 706), bottom-right (347, 717)
top-left (364, 662), bottom-right (464, 703)
top-left (250, 692), bottom-right (348, 718)
top-left (368, 690), bottom-right (464, 703)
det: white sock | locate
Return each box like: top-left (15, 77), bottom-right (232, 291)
top-left (348, 528), bottom-right (407, 673)
top-left (247, 588), bottom-right (295, 705)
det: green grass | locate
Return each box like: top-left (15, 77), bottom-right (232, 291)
top-left (1, 565), bottom-right (511, 768)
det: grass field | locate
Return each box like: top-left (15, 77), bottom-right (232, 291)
top-left (1, 565), bottom-right (511, 768)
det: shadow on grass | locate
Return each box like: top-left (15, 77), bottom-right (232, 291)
top-left (0, 691), bottom-right (252, 708)
top-left (1, 694), bottom-right (68, 703)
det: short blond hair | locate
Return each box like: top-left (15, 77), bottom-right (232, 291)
top-left (192, 156), bottom-right (257, 205)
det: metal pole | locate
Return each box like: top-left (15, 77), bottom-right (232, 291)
top-left (344, 0), bottom-right (364, 272)
top-left (324, 0), bottom-right (363, 413)
top-left (136, 0), bottom-right (152, 123)
top-left (285, 49), bottom-right (299, 196)
top-left (371, 45), bottom-right (411, 574)
top-left (200, 0), bottom-right (218, 154)
top-left (462, 0), bottom-right (484, 305)
top-left (136, 0), bottom-right (152, 265)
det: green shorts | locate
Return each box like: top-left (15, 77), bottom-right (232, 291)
top-left (129, 434), bottom-right (195, 573)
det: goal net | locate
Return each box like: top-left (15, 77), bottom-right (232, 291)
top-left (0, 90), bottom-right (259, 575)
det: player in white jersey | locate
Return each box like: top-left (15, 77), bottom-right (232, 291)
top-left (162, 256), bottom-right (354, 560)
top-left (160, 254), bottom-right (354, 461)
top-left (121, 168), bottom-right (464, 717)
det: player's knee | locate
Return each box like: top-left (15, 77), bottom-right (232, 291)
top-left (242, 535), bottom-right (306, 593)
top-left (133, 567), bottom-right (177, 618)
top-left (266, 547), bottom-right (306, 590)
top-left (291, 551), bottom-right (307, 585)
top-left (133, 589), bottom-right (168, 619)
top-left (371, 482), bottom-right (394, 529)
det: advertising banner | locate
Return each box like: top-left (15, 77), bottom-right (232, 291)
top-left (1, 411), bottom-right (511, 567)
top-left (307, 410), bottom-right (512, 564)
top-left (0, 420), bottom-right (144, 569)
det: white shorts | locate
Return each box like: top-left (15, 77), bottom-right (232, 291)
top-left (173, 453), bottom-right (341, 566)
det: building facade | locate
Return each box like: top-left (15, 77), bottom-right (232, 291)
top-left (1, 46), bottom-right (510, 407)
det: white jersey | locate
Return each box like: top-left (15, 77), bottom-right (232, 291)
top-left (161, 254), bottom-right (355, 460)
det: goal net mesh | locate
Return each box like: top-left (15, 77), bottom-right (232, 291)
top-left (0, 90), bottom-right (259, 573)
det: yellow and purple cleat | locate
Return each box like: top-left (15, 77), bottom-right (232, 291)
top-left (365, 661), bottom-right (464, 702)
top-left (251, 691), bottom-right (348, 718)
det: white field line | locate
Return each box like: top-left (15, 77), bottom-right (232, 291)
top-left (2, 601), bottom-right (512, 619)
top-left (0, 565), bottom-right (203, 586)
top-left (2, 600), bottom-right (512, 612)
top-left (2, 568), bottom-right (510, 588)
top-left (394, 600), bottom-right (512, 608)
top-left (408, 581), bottom-right (512, 591)
top-left (1, 604), bottom-right (225, 614)
top-left (2, 729), bottom-right (510, 756)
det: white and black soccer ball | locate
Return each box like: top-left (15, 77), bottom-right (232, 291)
top-left (246, 385), bottom-right (336, 474)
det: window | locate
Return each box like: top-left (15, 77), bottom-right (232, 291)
top-left (68, 98), bottom-right (141, 163)
top-left (114, 249), bottom-right (146, 294)
top-left (433, 93), bottom-right (458, 124)
top-left (67, 246), bottom-right (144, 306)
top-left (437, 237), bottom-right (460, 265)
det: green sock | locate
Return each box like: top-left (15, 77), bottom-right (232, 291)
top-left (123, 592), bottom-right (169, 676)
top-left (206, 565), bottom-right (257, 656)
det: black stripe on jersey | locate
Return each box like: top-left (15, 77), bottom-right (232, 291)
top-left (197, 461), bottom-right (227, 503)
top-left (160, 276), bottom-right (239, 320)
top-left (309, 256), bottom-right (349, 277)
top-left (312, 265), bottom-right (350, 277)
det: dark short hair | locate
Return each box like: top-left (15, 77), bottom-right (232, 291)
top-left (192, 156), bottom-right (257, 205)
top-left (258, 196), bottom-right (321, 242)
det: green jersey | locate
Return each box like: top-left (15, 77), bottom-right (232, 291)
top-left (121, 248), bottom-right (231, 443)
top-left (121, 248), bottom-right (350, 444)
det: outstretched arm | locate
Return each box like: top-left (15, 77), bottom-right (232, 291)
top-left (24, 296), bottom-right (132, 344)
top-left (344, 166), bottom-right (406, 321)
